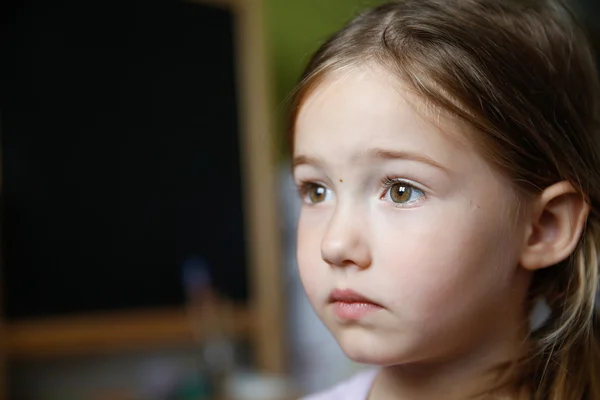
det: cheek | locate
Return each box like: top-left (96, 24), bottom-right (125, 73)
top-left (296, 210), bottom-right (328, 299)
top-left (374, 202), bottom-right (520, 318)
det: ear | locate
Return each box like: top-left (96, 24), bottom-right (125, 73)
top-left (520, 181), bottom-right (589, 271)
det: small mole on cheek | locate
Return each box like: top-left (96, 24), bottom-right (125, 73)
top-left (339, 178), bottom-right (343, 183)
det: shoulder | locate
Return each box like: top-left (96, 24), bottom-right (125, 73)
top-left (299, 369), bottom-right (379, 400)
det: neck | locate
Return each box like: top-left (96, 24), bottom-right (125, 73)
top-left (371, 359), bottom-right (519, 400)
top-left (369, 315), bottom-right (530, 400)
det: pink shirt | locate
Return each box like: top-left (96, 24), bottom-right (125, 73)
top-left (300, 369), bottom-right (379, 400)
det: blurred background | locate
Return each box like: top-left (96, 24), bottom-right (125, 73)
top-left (0, 0), bottom-right (598, 399)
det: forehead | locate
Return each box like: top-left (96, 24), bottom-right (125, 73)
top-left (294, 65), bottom-right (475, 168)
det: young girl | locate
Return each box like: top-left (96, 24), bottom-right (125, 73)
top-left (289, 0), bottom-right (600, 399)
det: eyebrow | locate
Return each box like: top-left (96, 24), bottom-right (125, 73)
top-left (292, 154), bottom-right (320, 170)
top-left (366, 148), bottom-right (448, 172)
top-left (292, 147), bottom-right (448, 173)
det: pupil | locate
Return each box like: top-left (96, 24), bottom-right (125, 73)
top-left (311, 186), bottom-right (325, 202)
top-left (392, 184), bottom-right (411, 203)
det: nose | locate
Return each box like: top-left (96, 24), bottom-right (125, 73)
top-left (320, 205), bottom-right (372, 269)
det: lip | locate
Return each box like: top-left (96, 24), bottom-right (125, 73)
top-left (328, 289), bottom-right (380, 305)
top-left (328, 289), bottom-right (383, 321)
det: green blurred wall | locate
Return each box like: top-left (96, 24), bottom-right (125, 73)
top-left (265, 0), bottom-right (383, 156)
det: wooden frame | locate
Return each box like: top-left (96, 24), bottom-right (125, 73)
top-left (227, 0), bottom-right (285, 374)
top-left (187, 0), bottom-right (285, 374)
top-left (0, 0), bottom-right (284, 396)
top-left (5, 305), bottom-right (254, 359)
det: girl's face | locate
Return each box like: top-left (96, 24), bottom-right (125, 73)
top-left (293, 65), bottom-right (533, 367)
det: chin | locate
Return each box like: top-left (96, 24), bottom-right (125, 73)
top-left (333, 326), bottom-right (417, 366)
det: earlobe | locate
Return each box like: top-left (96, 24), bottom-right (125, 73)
top-left (520, 181), bottom-right (589, 271)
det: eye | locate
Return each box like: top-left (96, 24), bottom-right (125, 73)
top-left (382, 178), bottom-right (425, 206)
top-left (298, 182), bottom-right (331, 204)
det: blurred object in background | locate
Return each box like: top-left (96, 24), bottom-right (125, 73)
top-left (573, 0), bottom-right (600, 68)
top-left (12, 347), bottom-right (212, 400)
top-left (224, 371), bottom-right (294, 400)
top-left (181, 256), bottom-right (235, 396)
top-left (11, 344), bottom-right (296, 400)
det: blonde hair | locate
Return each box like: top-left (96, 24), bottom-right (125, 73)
top-left (289, 1), bottom-right (600, 398)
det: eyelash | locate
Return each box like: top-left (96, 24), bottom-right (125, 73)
top-left (381, 176), bottom-right (416, 191)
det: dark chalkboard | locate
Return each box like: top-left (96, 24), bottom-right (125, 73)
top-left (0, 0), bottom-right (248, 320)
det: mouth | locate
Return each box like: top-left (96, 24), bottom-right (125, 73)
top-left (328, 289), bottom-right (383, 321)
